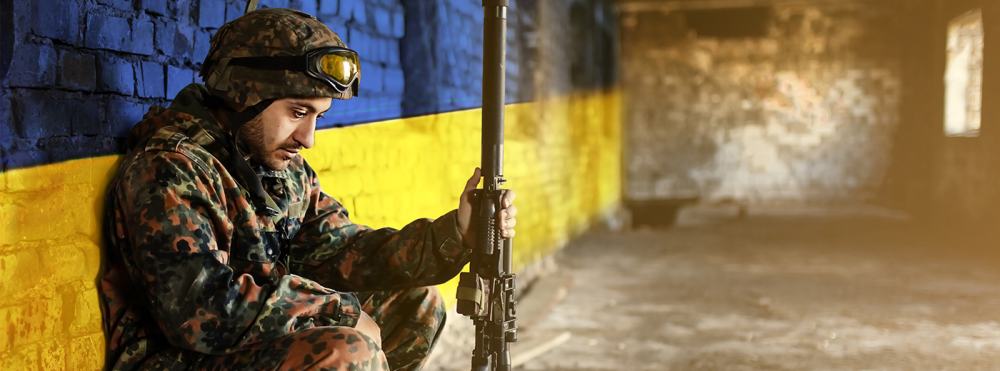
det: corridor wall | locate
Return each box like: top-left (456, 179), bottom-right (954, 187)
top-left (618, 2), bottom-right (903, 204)
top-left (881, 0), bottom-right (1000, 237)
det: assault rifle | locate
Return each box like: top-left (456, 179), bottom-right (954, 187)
top-left (456, 1), bottom-right (518, 371)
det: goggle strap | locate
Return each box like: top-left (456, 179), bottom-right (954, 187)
top-left (225, 55), bottom-right (359, 95)
top-left (209, 47), bottom-right (361, 97)
top-left (226, 56), bottom-right (305, 72)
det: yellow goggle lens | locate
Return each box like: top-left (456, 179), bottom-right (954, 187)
top-left (319, 52), bottom-right (359, 85)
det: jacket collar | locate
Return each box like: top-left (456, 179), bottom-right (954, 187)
top-left (167, 84), bottom-right (290, 180)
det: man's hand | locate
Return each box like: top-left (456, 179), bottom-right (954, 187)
top-left (456, 168), bottom-right (481, 246)
top-left (457, 168), bottom-right (518, 249)
top-left (355, 311), bottom-right (383, 348)
top-left (498, 188), bottom-right (517, 239)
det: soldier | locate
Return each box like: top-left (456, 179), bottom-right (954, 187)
top-left (99, 8), bottom-right (517, 371)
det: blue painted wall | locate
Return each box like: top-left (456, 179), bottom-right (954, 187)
top-left (0, 0), bottom-right (618, 170)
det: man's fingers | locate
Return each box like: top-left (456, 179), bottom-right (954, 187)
top-left (502, 189), bottom-right (516, 208)
top-left (501, 229), bottom-right (516, 239)
top-left (502, 218), bottom-right (516, 229)
top-left (463, 168), bottom-right (482, 196)
top-left (503, 205), bottom-right (517, 219)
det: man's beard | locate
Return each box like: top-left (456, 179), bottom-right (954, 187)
top-left (239, 116), bottom-right (296, 171)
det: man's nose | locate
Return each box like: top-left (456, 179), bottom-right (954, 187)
top-left (294, 121), bottom-right (316, 149)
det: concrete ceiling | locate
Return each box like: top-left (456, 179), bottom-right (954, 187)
top-left (611, 0), bottom-right (886, 12)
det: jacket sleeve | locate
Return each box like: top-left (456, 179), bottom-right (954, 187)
top-left (113, 150), bottom-right (362, 355)
top-left (287, 162), bottom-right (473, 292)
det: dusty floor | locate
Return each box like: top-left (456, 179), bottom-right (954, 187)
top-left (515, 205), bottom-right (1000, 371)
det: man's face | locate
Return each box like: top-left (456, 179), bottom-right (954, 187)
top-left (240, 97), bottom-right (332, 171)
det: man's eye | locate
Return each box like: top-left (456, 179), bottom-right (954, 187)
top-left (293, 110), bottom-right (306, 118)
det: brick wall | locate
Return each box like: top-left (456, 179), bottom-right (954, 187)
top-left (4, 0), bottom-right (173, 171)
top-left (620, 2), bottom-right (902, 204)
top-left (0, 0), bottom-right (584, 168)
top-left (0, 158), bottom-right (113, 369)
top-left (314, 0), bottom-right (411, 124)
top-left (2, 1), bottom-right (197, 365)
top-left (397, 0), bottom-right (531, 117)
top-left (0, 0), bottom-right (419, 169)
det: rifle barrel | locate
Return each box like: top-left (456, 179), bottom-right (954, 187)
top-left (482, 0), bottom-right (508, 186)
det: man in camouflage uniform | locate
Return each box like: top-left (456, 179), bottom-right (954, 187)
top-left (99, 8), bottom-right (517, 371)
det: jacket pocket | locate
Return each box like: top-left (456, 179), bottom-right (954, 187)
top-left (230, 231), bottom-right (272, 262)
top-left (228, 227), bottom-right (281, 282)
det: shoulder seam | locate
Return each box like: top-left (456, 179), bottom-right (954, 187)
top-left (138, 132), bottom-right (216, 179)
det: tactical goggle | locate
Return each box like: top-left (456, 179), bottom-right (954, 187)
top-left (226, 47), bottom-right (362, 97)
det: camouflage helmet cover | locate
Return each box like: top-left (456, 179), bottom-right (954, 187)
top-left (200, 8), bottom-right (355, 106)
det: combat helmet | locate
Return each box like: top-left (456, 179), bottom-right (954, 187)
top-left (199, 8), bottom-right (360, 106)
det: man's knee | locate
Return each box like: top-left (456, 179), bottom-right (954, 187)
top-left (357, 286), bottom-right (447, 371)
top-left (277, 327), bottom-right (389, 371)
top-left (405, 286), bottom-right (448, 342)
top-left (364, 286), bottom-right (447, 332)
top-left (420, 286), bottom-right (448, 351)
top-left (413, 285), bottom-right (447, 321)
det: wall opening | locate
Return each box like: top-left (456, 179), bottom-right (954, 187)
top-left (570, 3), bottom-right (595, 89)
top-left (944, 9), bottom-right (983, 137)
top-left (1, 0), bottom-right (12, 81)
top-left (683, 7), bottom-right (771, 38)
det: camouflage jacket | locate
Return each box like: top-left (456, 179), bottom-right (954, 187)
top-left (99, 84), bottom-right (471, 370)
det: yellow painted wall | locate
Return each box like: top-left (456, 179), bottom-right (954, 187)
top-left (0, 91), bottom-right (621, 370)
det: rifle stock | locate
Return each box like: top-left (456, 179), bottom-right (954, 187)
top-left (456, 1), bottom-right (517, 370)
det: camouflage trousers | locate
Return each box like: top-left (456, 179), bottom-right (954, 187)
top-left (139, 286), bottom-right (447, 371)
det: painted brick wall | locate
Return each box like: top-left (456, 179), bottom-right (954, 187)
top-left (4, 0), bottom-right (206, 171)
top-left (0, 0), bottom-right (622, 369)
top-left (0, 0), bottom-right (556, 170)
top-left (620, 3), bottom-right (902, 203)
top-left (397, 0), bottom-right (533, 117)
top-left (1, 0), bottom-right (195, 367)
top-left (0, 158), bottom-right (111, 369)
top-left (313, 0), bottom-right (413, 124)
top-left (1, 0), bottom-right (420, 171)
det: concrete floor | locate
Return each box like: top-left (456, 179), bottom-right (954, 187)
top-left (514, 205), bottom-right (1000, 371)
